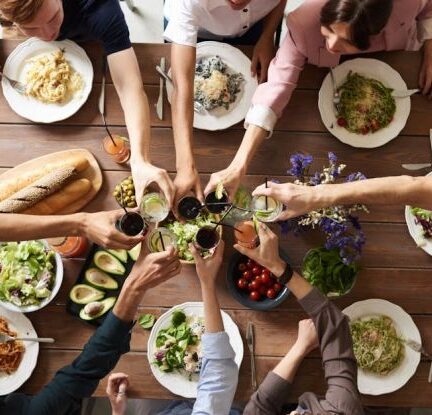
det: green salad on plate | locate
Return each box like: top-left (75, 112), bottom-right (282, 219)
top-left (0, 241), bottom-right (56, 307)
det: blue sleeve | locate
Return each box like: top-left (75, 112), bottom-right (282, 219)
top-left (192, 332), bottom-right (239, 415)
top-left (2, 312), bottom-right (133, 415)
top-left (85, 0), bottom-right (131, 55)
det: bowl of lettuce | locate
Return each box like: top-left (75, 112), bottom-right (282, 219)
top-left (0, 240), bottom-right (63, 312)
top-left (160, 212), bottom-right (222, 264)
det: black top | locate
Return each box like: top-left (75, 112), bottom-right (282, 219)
top-left (58, 0), bottom-right (131, 55)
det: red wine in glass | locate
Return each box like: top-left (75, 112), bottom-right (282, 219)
top-left (116, 212), bottom-right (147, 236)
top-left (178, 196), bottom-right (202, 220)
top-left (195, 226), bottom-right (220, 250)
top-left (205, 191), bottom-right (230, 214)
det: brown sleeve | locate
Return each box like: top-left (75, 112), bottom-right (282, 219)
top-left (243, 372), bottom-right (292, 415)
top-left (298, 288), bottom-right (363, 414)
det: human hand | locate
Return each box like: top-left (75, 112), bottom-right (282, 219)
top-left (106, 372), bottom-right (129, 415)
top-left (173, 167), bottom-right (204, 218)
top-left (131, 161), bottom-right (175, 208)
top-left (204, 165), bottom-right (244, 201)
top-left (233, 222), bottom-right (286, 277)
top-left (251, 36), bottom-right (276, 83)
top-left (293, 319), bottom-right (319, 356)
top-left (190, 240), bottom-right (224, 287)
top-left (81, 210), bottom-right (144, 249)
top-left (253, 182), bottom-right (318, 220)
top-left (419, 39), bottom-right (432, 97)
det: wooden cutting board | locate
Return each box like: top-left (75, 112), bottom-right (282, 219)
top-left (0, 149), bottom-right (102, 214)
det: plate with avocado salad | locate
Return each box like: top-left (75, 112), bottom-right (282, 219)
top-left (67, 243), bottom-right (142, 325)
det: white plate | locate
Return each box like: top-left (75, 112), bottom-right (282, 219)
top-left (147, 302), bottom-right (244, 398)
top-left (0, 306), bottom-right (39, 395)
top-left (343, 299), bottom-right (421, 395)
top-left (318, 58), bottom-right (411, 148)
top-left (167, 41), bottom-right (258, 131)
top-left (405, 172), bottom-right (432, 255)
top-left (2, 38), bottom-right (93, 123)
top-left (0, 240), bottom-right (63, 313)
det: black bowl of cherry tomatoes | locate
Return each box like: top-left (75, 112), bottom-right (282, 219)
top-left (226, 251), bottom-right (290, 310)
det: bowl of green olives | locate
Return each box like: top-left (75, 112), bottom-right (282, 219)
top-left (113, 176), bottom-right (136, 208)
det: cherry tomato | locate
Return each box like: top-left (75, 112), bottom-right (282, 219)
top-left (273, 282), bottom-right (283, 293)
top-left (250, 280), bottom-right (261, 291)
top-left (249, 291), bottom-right (261, 301)
top-left (266, 288), bottom-right (277, 299)
top-left (246, 259), bottom-right (255, 269)
top-left (252, 266), bottom-right (261, 276)
top-left (260, 273), bottom-right (271, 285)
top-left (238, 263), bottom-right (247, 272)
top-left (237, 278), bottom-right (248, 290)
top-left (243, 270), bottom-right (253, 281)
top-left (262, 269), bottom-right (271, 277)
top-left (259, 285), bottom-right (267, 296)
top-left (337, 117), bottom-right (347, 127)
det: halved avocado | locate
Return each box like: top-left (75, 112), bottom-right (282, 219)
top-left (107, 249), bottom-right (128, 263)
top-left (128, 243), bottom-right (141, 261)
top-left (94, 251), bottom-right (126, 276)
top-left (79, 297), bottom-right (117, 320)
top-left (85, 268), bottom-right (118, 290)
top-left (69, 284), bottom-right (104, 305)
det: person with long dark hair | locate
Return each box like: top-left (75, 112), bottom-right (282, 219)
top-left (205, 0), bottom-right (432, 199)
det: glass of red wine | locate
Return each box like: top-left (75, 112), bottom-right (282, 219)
top-left (195, 226), bottom-right (221, 250)
top-left (116, 212), bottom-right (147, 236)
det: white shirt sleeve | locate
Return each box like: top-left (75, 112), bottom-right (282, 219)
top-left (244, 104), bottom-right (278, 138)
top-left (163, 0), bottom-right (199, 46)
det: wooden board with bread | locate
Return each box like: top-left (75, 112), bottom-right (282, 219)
top-left (0, 149), bottom-right (102, 215)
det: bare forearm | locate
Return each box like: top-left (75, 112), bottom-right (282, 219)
top-left (315, 176), bottom-right (432, 210)
top-left (112, 273), bottom-right (144, 322)
top-left (272, 343), bottom-right (306, 383)
top-left (0, 212), bottom-right (86, 241)
top-left (201, 282), bottom-right (224, 333)
top-left (260, 0), bottom-right (287, 40)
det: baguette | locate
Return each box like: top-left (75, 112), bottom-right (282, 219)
top-left (0, 167), bottom-right (77, 213)
top-left (0, 153), bottom-right (89, 202)
top-left (23, 178), bottom-right (92, 215)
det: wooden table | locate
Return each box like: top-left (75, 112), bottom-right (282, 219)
top-left (2, 39), bottom-right (432, 407)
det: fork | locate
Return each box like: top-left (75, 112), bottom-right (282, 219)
top-left (0, 332), bottom-right (54, 343)
top-left (0, 70), bottom-right (26, 94)
top-left (329, 67), bottom-right (341, 114)
top-left (404, 339), bottom-right (432, 360)
top-left (246, 322), bottom-right (257, 391)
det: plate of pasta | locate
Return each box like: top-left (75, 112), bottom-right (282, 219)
top-left (343, 299), bottom-right (421, 395)
top-left (2, 38), bottom-right (93, 123)
top-left (318, 58), bottom-right (411, 148)
top-left (0, 306), bottom-right (39, 395)
top-left (166, 41), bottom-right (258, 131)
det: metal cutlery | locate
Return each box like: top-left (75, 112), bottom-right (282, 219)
top-left (401, 163), bottom-right (431, 171)
top-left (0, 332), bottom-right (54, 344)
top-left (391, 89), bottom-right (419, 98)
top-left (404, 339), bottom-right (432, 360)
top-left (429, 361), bottom-right (432, 383)
top-left (329, 67), bottom-right (340, 114)
top-left (155, 65), bottom-right (206, 114)
top-left (246, 322), bottom-right (257, 391)
top-left (0, 70), bottom-right (26, 94)
top-left (156, 58), bottom-right (165, 121)
top-left (98, 57), bottom-right (115, 141)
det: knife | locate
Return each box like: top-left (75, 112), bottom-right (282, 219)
top-left (391, 88), bottom-right (419, 98)
top-left (429, 361), bottom-right (432, 383)
top-left (156, 58), bottom-right (165, 120)
top-left (401, 163), bottom-right (432, 171)
top-left (246, 322), bottom-right (257, 391)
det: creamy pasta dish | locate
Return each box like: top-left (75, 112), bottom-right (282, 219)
top-left (25, 49), bottom-right (83, 104)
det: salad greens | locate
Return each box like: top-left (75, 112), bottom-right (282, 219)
top-left (138, 313), bottom-right (156, 330)
top-left (410, 207), bottom-right (432, 238)
top-left (0, 241), bottom-right (56, 307)
top-left (165, 212), bottom-right (217, 261)
top-left (302, 247), bottom-right (358, 296)
top-left (153, 310), bottom-right (204, 378)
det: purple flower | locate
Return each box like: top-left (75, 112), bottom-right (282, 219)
top-left (310, 172), bottom-right (322, 186)
top-left (288, 153), bottom-right (313, 178)
top-left (328, 152), bottom-right (337, 164)
top-left (346, 172), bottom-right (367, 182)
top-left (155, 351), bottom-right (165, 361)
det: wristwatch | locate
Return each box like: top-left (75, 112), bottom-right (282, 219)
top-left (277, 262), bottom-right (294, 285)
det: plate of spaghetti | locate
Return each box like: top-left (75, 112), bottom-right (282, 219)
top-left (0, 306), bottom-right (38, 395)
top-left (2, 38), bottom-right (93, 123)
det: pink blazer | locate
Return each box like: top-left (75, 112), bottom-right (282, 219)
top-left (251, 0), bottom-right (432, 121)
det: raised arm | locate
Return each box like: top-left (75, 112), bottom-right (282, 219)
top-left (170, 44), bottom-right (204, 211)
top-left (0, 210), bottom-right (143, 250)
top-left (5, 248), bottom-right (181, 415)
top-left (253, 175), bottom-right (432, 221)
top-left (190, 242), bottom-right (239, 415)
top-left (108, 48), bottom-right (175, 207)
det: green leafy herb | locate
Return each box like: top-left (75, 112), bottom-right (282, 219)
top-left (172, 310), bottom-right (186, 327)
top-left (138, 313), bottom-right (156, 329)
top-left (302, 247), bottom-right (358, 296)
